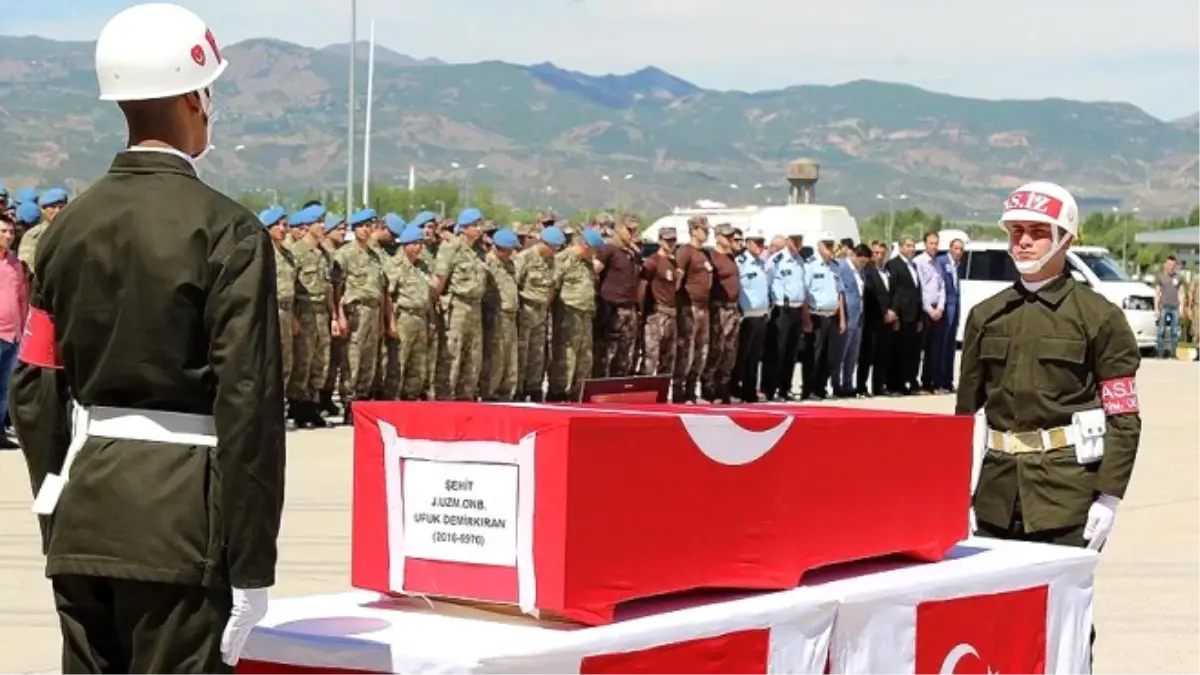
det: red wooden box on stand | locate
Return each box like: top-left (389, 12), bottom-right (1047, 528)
top-left (351, 401), bottom-right (972, 626)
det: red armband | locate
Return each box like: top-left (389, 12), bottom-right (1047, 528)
top-left (1100, 376), bottom-right (1139, 415)
top-left (18, 306), bottom-right (63, 369)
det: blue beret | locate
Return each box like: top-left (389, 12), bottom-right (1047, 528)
top-left (411, 211), bottom-right (436, 227)
top-left (324, 214), bottom-right (346, 233)
top-left (38, 187), bottom-right (68, 206)
top-left (398, 225), bottom-right (425, 245)
top-left (492, 228), bottom-right (519, 250)
top-left (287, 208), bottom-right (311, 226)
top-left (15, 187), bottom-right (38, 204)
top-left (307, 204), bottom-right (327, 222)
top-left (540, 226), bottom-right (565, 248)
top-left (259, 206), bottom-right (286, 227)
top-left (455, 207), bottom-right (483, 232)
top-left (16, 201), bottom-right (42, 225)
top-left (583, 228), bottom-right (604, 248)
top-left (385, 213), bottom-right (406, 236)
top-left (349, 208), bottom-right (377, 229)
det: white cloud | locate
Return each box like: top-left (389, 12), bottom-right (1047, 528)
top-left (3, 0), bottom-right (1197, 118)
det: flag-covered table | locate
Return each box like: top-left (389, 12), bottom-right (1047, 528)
top-left (240, 538), bottom-right (1097, 674)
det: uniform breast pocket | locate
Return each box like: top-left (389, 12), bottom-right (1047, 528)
top-left (980, 335), bottom-right (1012, 383)
top-left (1033, 337), bottom-right (1088, 392)
top-left (780, 269), bottom-right (792, 278)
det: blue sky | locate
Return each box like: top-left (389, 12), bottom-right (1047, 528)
top-left (2, 0), bottom-right (1197, 120)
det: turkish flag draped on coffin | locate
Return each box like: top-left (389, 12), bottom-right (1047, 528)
top-left (351, 401), bottom-right (972, 625)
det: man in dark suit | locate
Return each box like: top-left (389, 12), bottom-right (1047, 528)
top-left (885, 236), bottom-right (923, 395)
top-left (857, 241), bottom-right (895, 396)
top-left (934, 238), bottom-right (964, 392)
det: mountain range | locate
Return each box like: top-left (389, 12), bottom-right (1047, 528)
top-left (0, 35), bottom-right (1196, 217)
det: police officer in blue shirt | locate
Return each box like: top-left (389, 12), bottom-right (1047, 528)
top-left (760, 232), bottom-right (807, 401)
top-left (731, 229), bottom-right (772, 402)
top-left (800, 232), bottom-right (846, 400)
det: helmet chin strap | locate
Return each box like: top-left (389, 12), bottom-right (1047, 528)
top-left (1011, 226), bottom-right (1070, 276)
top-left (191, 88), bottom-right (216, 161)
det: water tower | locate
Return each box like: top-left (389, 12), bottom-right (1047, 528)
top-left (786, 159), bottom-right (819, 205)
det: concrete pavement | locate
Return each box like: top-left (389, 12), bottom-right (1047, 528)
top-left (0, 359), bottom-right (1195, 673)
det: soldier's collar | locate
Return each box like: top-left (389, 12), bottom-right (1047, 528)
top-left (1016, 273), bottom-right (1073, 307)
top-left (111, 147), bottom-right (198, 178)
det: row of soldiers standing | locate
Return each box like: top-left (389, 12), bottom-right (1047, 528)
top-left (268, 202), bottom-right (854, 416)
top-left (265, 202), bottom-right (604, 424)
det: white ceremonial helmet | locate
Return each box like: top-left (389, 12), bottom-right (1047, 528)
top-left (96, 3), bottom-right (228, 102)
top-left (997, 181), bottom-right (1079, 275)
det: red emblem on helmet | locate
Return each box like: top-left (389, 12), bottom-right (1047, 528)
top-left (191, 44), bottom-right (206, 66)
top-left (205, 29), bottom-right (222, 64)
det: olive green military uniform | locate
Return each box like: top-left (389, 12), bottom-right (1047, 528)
top-left (420, 243), bottom-right (445, 398)
top-left (479, 251), bottom-right (520, 401)
top-left (323, 240), bottom-right (349, 409)
top-left (390, 254), bottom-right (435, 399)
top-left (18, 221), bottom-right (48, 271)
top-left (548, 248), bottom-right (596, 401)
top-left (290, 237), bottom-right (335, 416)
top-left (957, 275), bottom-right (1142, 546)
top-left (274, 241), bottom-right (298, 395)
top-left (11, 151), bottom-right (285, 674)
top-left (337, 241), bottom-right (386, 408)
top-left (434, 238), bottom-right (488, 400)
top-left (373, 250), bottom-right (400, 399)
top-left (514, 247), bottom-right (554, 401)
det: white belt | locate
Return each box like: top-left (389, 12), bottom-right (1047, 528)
top-left (31, 404), bottom-right (218, 515)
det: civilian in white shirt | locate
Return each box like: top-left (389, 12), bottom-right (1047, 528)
top-left (913, 231), bottom-right (946, 394)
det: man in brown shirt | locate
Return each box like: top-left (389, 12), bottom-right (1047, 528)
top-left (593, 215), bottom-right (642, 377)
top-left (672, 216), bottom-right (714, 402)
top-left (639, 227), bottom-right (680, 377)
top-left (702, 224), bottom-right (742, 402)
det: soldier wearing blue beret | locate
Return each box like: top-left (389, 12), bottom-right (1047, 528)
top-left (336, 206), bottom-right (386, 421)
top-left (318, 213), bottom-right (350, 416)
top-left (429, 207), bottom-right (488, 400)
top-left (479, 227), bottom-right (522, 401)
top-left (17, 188), bottom-right (70, 271)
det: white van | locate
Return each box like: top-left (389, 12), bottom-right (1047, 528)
top-left (642, 204), bottom-right (861, 253)
top-left (945, 239), bottom-right (1158, 349)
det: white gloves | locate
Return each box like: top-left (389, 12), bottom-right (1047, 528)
top-left (221, 587), bottom-right (270, 666)
top-left (1083, 494), bottom-right (1120, 551)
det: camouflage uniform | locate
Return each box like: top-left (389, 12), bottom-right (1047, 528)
top-left (480, 251), bottom-right (520, 401)
top-left (641, 248), bottom-right (679, 376)
top-left (548, 248), bottom-right (595, 401)
top-left (376, 249), bottom-right (403, 398)
top-left (323, 240), bottom-right (349, 404)
top-left (435, 238), bottom-right (488, 400)
top-left (703, 303), bottom-right (741, 401)
top-left (515, 246), bottom-right (555, 401)
top-left (17, 222), bottom-right (48, 270)
top-left (337, 241), bottom-right (386, 405)
top-left (421, 243), bottom-right (448, 398)
top-left (389, 253), bottom-right (434, 399)
top-left (290, 238), bottom-right (335, 409)
top-left (274, 242), bottom-right (298, 393)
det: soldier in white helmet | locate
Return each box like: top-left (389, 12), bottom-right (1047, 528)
top-left (956, 181), bottom-right (1142, 662)
top-left (10, 4), bottom-right (284, 672)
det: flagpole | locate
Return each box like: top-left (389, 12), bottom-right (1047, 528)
top-left (361, 19), bottom-right (376, 207)
top-left (345, 0), bottom-right (357, 213)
